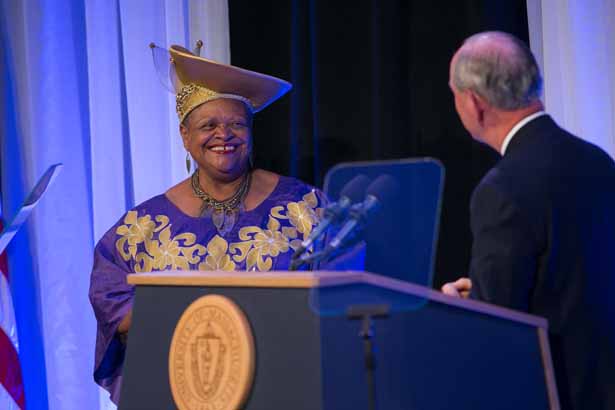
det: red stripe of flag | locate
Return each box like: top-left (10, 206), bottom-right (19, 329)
top-left (0, 247), bottom-right (8, 281)
top-left (0, 218), bottom-right (26, 409)
top-left (0, 326), bottom-right (25, 408)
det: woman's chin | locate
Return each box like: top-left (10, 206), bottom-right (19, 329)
top-left (201, 163), bottom-right (248, 181)
top-left (203, 153), bottom-right (246, 170)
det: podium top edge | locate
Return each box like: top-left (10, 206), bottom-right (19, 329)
top-left (127, 271), bottom-right (363, 288)
top-left (126, 271), bottom-right (548, 329)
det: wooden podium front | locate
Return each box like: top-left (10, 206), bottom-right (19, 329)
top-left (119, 271), bottom-right (559, 410)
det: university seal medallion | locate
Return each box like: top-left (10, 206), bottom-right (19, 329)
top-left (169, 294), bottom-right (255, 410)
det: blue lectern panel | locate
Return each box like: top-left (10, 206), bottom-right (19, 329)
top-left (311, 283), bottom-right (550, 410)
top-left (323, 158), bottom-right (444, 287)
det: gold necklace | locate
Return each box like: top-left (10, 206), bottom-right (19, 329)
top-left (190, 169), bottom-right (251, 235)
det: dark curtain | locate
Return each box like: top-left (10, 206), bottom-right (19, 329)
top-left (228, 0), bottom-right (529, 288)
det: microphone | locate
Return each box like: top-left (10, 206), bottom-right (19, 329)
top-left (290, 174), bottom-right (370, 270)
top-left (326, 174), bottom-right (399, 252)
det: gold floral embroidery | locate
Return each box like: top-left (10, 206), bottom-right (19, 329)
top-left (146, 227), bottom-right (201, 271)
top-left (303, 190), bottom-right (319, 208)
top-left (115, 190), bottom-right (323, 272)
top-left (115, 211), bottom-right (156, 261)
top-left (287, 191), bottom-right (319, 236)
top-left (198, 235), bottom-right (236, 271)
top-left (116, 212), bottom-right (206, 272)
top-left (239, 216), bottom-right (291, 271)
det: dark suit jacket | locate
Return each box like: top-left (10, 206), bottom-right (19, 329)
top-left (469, 115), bottom-right (615, 410)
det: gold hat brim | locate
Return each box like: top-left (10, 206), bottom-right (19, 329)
top-left (170, 45), bottom-right (292, 113)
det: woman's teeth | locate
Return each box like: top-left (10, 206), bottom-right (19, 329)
top-left (210, 145), bottom-right (236, 153)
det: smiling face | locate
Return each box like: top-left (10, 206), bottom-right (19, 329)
top-left (180, 98), bottom-right (253, 182)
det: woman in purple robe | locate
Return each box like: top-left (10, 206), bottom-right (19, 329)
top-left (89, 45), bottom-right (326, 404)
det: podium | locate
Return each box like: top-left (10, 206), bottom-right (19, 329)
top-left (119, 271), bottom-right (559, 410)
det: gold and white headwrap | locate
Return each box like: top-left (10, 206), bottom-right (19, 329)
top-left (175, 83), bottom-right (254, 123)
top-left (150, 43), bottom-right (292, 123)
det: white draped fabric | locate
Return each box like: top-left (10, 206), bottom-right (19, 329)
top-left (0, 1), bottom-right (229, 409)
top-left (527, 0), bottom-right (615, 157)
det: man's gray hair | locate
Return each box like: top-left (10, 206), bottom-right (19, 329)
top-left (452, 32), bottom-right (543, 110)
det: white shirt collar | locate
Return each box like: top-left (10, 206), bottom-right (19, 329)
top-left (500, 111), bottom-right (547, 155)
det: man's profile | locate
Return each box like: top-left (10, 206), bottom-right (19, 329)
top-left (444, 31), bottom-right (615, 410)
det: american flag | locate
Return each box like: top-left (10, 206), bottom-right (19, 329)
top-left (0, 200), bottom-right (25, 409)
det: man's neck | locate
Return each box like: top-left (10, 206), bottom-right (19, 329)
top-left (487, 101), bottom-right (544, 153)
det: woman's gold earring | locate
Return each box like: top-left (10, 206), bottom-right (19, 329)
top-left (185, 152), bottom-right (192, 174)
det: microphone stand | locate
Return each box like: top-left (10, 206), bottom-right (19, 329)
top-left (347, 304), bottom-right (390, 410)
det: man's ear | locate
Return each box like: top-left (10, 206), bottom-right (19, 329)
top-left (468, 91), bottom-right (487, 126)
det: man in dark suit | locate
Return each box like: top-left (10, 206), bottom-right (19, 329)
top-left (442, 31), bottom-right (615, 410)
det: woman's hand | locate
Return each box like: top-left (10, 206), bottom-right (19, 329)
top-left (117, 309), bottom-right (133, 334)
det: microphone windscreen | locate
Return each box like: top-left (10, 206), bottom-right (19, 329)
top-left (339, 174), bottom-right (370, 202)
top-left (365, 174), bottom-right (399, 204)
